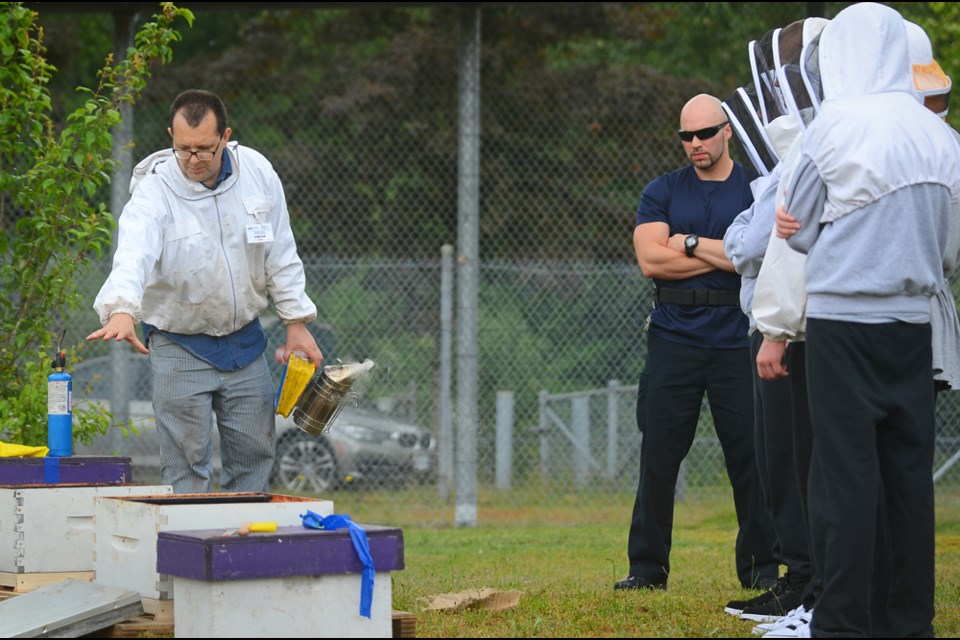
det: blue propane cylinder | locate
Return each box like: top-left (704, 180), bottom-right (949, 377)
top-left (47, 349), bottom-right (72, 457)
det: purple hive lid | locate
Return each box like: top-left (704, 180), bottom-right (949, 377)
top-left (0, 456), bottom-right (132, 486)
top-left (157, 524), bottom-right (405, 581)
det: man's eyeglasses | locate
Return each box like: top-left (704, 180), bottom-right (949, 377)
top-left (172, 137), bottom-right (222, 161)
top-left (677, 122), bottom-right (729, 143)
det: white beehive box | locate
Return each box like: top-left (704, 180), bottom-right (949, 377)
top-left (0, 484), bottom-right (172, 575)
top-left (175, 572), bottom-right (393, 638)
top-left (157, 524), bottom-right (405, 638)
top-left (92, 493), bottom-right (335, 601)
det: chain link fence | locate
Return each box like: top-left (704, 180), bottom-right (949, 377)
top-left (16, 3), bottom-right (960, 527)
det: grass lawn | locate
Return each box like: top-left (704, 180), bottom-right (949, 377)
top-left (327, 487), bottom-right (960, 638)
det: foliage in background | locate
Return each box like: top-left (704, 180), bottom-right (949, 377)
top-left (31, 3), bottom-right (960, 266)
top-left (46, 2), bottom-right (952, 383)
top-left (0, 1), bottom-right (192, 445)
top-left (4, 2), bottom-right (957, 528)
top-left (37, 4), bottom-right (717, 264)
top-left (20, 1), bottom-right (960, 473)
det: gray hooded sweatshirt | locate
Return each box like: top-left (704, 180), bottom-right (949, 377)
top-left (785, 2), bottom-right (960, 325)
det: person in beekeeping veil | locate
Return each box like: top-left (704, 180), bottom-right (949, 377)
top-left (772, 4), bottom-right (960, 636)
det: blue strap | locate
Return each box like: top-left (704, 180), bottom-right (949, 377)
top-left (43, 457), bottom-right (61, 484)
top-left (301, 510), bottom-right (374, 618)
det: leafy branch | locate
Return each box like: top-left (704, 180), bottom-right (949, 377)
top-left (0, 2), bottom-right (193, 445)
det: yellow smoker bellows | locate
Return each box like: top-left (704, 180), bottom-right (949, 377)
top-left (275, 354), bottom-right (317, 417)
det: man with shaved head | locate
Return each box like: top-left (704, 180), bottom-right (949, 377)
top-left (615, 93), bottom-right (777, 592)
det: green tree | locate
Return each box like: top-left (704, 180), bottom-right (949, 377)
top-left (0, 1), bottom-right (193, 446)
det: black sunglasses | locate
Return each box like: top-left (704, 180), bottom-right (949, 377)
top-left (677, 121), bottom-right (729, 143)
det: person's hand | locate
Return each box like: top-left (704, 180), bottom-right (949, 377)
top-left (86, 313), bottom-right (149, 354)
top-left (757, 338), bottom-right (789, 381)
top-left (775, 205), bottom-right (800, 239)
top-left (283, 322), bottom-right (324, 368)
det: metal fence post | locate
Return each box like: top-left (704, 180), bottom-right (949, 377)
top-left (495, 390), bottom-right (514, 490)
top-left (676, 460), bottom-right (687, 502)
top-left (606, 379), bottom-right (619, 479)
top-left (454, 3), bottom-right (481, 528)
top-left (572, 395), bottom-right (589, 488)
top-left (438, 244), bottom-right (454, 502)
top-left (539, 390), bottom-right (550, 477)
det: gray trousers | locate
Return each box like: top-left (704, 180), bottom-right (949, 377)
top-left (149, 332), bottom-right (276, 493)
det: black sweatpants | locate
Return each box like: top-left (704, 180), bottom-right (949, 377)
top-left (806, 319), bottom-right (935, 638)
top-left (751, 331), bottom-right (813, 582)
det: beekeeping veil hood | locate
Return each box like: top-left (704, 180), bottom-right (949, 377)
top-left (723, 29), bottom-right (784, 180)
top-left (751, 19), bottom-right (823, 160)
top-left (748, 26), bottom-right (797, 160)
top-left (774, 18), bottom-right (829, 131)
top-left (800, 24), bottom-right (824, 115)
top-left (749, 29), bottom-right (787, 128)
top-left (904, 20), bottom-right (951, 118)
top-left (723, 83), bottom-right (779, 181)
top-left (723, 21), bottom-right (825, 177)
top-left (803, 1), bottom-right (960, 224)
top-left (722, 25), bottom-right (808, 179)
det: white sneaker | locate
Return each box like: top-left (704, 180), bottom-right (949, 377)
top-left (752, 605), bottom-right (806, 636)
top-left (762, 607), bottom-right (813, 638)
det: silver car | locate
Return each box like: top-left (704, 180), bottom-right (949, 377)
top-left (71, 336), bottom-right (436, 493)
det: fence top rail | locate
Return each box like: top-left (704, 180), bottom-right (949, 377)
top-left (539, 384), bottom-right (635, 402)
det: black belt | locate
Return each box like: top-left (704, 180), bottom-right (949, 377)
top-left (655, 287), bottom-right (740, 307)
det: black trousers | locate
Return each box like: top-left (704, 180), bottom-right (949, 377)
top-left (796, 342), bottom-right (897, 635)
top-left (789, 343), bottom-right (823, 609)
top-left (750, 331), bottom-right (813, 581)
top-left (806, 319), bottom-right (935, 638)
top-left (627, 332), bottom-right (778, 587)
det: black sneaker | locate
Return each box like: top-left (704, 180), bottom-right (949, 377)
top-left (613, 575), bottom-right (667, 591)
top-left (739, 576), bottom-right (808, 623)
top-left (724, 581), bottom-right (780, 617)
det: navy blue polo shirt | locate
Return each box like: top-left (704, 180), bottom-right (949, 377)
top-left (636, 163), bottom-right (752, 349)
top-left (142, 151), bottom-right (269, 371)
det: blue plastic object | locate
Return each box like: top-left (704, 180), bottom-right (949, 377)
top-left (300, 510), bottom-right (375, 618)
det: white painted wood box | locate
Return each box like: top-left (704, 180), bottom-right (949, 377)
top-left (0, 484), bottom-right (172, 575)
top-left (92, 493), bottom-right (335, 601)
top-left (157, 525), bottom-right (403, 638)
top-left (174, 572), bottom-right (393, 638)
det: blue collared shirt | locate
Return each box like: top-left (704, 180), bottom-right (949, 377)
top-left (209, 148), bottom-right (233, 189)
top-left (142, 318), bottom-right (267, 371)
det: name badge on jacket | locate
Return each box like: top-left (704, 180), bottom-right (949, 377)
top-left (246, 224), bottom-right (274, 244)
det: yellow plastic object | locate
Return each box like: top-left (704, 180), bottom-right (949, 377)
top-left (275, 353), bottom-right (317, 417)
top-left (238, 521), bottom-right (278, 535)
top-left (0, 442), bottom-right (49, 458)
